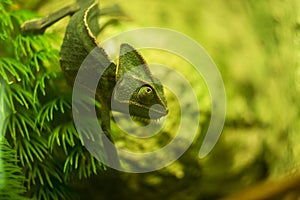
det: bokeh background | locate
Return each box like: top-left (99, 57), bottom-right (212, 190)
top-left (2, 0), bottom-right (300, 199)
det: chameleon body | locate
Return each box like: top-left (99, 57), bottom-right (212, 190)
top-left (22, 0), bottom-right (168, 167)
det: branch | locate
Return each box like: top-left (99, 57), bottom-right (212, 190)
top-left (21, 3), bottom-right (80, 34)
top-left (222, 171), bottom-right (300, 200)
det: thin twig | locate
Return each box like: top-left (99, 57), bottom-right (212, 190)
top-left (21, 3), bottom-right (80, 34)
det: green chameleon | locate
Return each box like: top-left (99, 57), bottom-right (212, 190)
top-left (22, 0), bottom-right (168, 167)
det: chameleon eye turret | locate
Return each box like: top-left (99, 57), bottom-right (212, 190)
top-left (137, 85), bottom-right (154, 104)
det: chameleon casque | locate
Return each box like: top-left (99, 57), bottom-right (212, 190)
top-left (22, 0), bottom-right (168, 167)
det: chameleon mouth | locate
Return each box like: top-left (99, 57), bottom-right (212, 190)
top-left (130, 115), bottom-right (152, 124)
top-left (130, 114), bottom-right (165, 125)
top-left (112, 99), bottom-right (168, 121)
top-left (129, 103), bottom-right (168, 121)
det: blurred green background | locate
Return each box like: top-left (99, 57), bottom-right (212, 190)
top-left (3, 0), bottom-right (300, 199)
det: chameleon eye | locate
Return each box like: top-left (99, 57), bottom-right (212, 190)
top-left (138, 85), bottom-right (154, 103)
top-left (145, 87), bottom-right (152, 93)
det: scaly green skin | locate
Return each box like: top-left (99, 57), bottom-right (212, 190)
top-left (22, 0), bottom-right (168, 167)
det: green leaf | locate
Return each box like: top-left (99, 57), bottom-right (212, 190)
top-left (0, 137), bottom-right (29, 200)
top-left (29, 49), bottom-right (59, 72)
top-left (13, 34), bottom-right (54, 61)
top-left (3, 84), bottom-right (37, 115)
top-left (33, 72), bottom-right (58, 102)
top-left (0, 57), bottom-right (33, 84)
top-left (63, 145), bottom-right (104, 181)
top-left (15, 134), bottom-right (48, 168)
top-left (48, 121), bottom-right (80, 154)
top-left (33, 181), bottom-right (74, 200)
top-left (4, 108), bottom-right (39, 146)
top-left (0, 3), bottom-right (14, 40)
top-left (36, 96), bottom-right (71, 129)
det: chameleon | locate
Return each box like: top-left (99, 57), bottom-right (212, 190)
top-left (21, 0), bottom-right (168, 167)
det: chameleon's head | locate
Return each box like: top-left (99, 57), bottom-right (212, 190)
top-left (112, 43), bottom-right (168, 120)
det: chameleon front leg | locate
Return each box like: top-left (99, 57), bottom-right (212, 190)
top-left (98, 102), bottom-right (121, 168)
top-left (21, 3), bottom-right (80, 34)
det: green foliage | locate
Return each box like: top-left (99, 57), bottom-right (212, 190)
top-left (0, 138), bottom-right (29, 200)
top-left (0, 1), bottom-right (108, 199)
